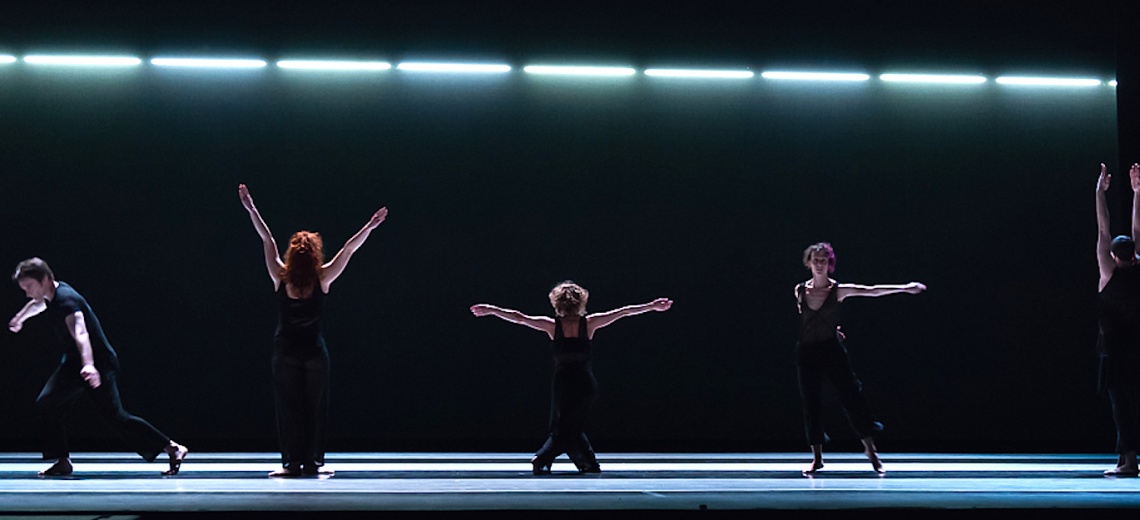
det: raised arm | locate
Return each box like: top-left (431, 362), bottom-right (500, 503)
top-left (320, 207), bottom-right (388, 291)
top-left (837, 283), bottom-right (925, 301)
top-left (585, 298), bottom-right (673, 338)
top-left (64, 311), bottom-right (101, 389)
top-left (238, 184), bottom-right (284, 288)
top-left (8, 298), bottom-right (47, 333)
top-left (470, 304), bottom-right (556, 338)
top-left (1097, 163), bottom-right (1115, 291)
top-left (1131, 163), bottom-right (1140, 246)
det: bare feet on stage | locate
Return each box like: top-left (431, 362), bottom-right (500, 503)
top-left (802, 460), bottom-right (824, 476)
top-left (1104, 452), bottom-right (1139, 477)
top-left (38, 458), bottom-right (73, 477)
top-left (271, 464), bottom-right (334, 478)
top-left (162, 442), bottom-right (189, 476)
top-left (269, 467), bottom-right (303, 478)
top-left (861, 436), bottom-right (885, 474)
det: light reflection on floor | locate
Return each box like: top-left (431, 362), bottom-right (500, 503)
top-left (0, 452), bottom-right (1137, 512)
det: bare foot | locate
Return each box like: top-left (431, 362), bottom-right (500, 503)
top-left (1104, 465), bottom-right (1140, 477)
top-left (865, 450), bottom-right (885, 474)
top-left (802, 460), bottom-right (824, 475)
top-left (162, 442), bottom-right (189, 476)
top-left (269, 467), bottom-right (303, 478)
top-left (38, 459), bottom-right (73, 477)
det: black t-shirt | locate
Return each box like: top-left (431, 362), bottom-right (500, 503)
top-left (44, 281), bottom-right (118, 365)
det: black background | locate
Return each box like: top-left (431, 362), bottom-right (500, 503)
top-left (0, 0), bottom-right (1137, 454)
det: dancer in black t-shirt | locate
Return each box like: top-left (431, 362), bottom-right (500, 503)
top-left (8, 258), bottom-right (188, 476)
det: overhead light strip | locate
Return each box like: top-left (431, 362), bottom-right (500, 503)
top-left (995, 76), bottom-right (1101, 87)
top-left (151, 58), bottom-right (268, 69)
top-left (524, 65), bottom-right (636, 76)
top-left (395, 62), bottom-right (511, 73)
top-left (761, 71), bottom-right (870, 82)
top-left (277, 60), bottom-right (391, 71)
top-left (23, 55), bottom-right (142, 67)
top-left (644, 68), bottom-right (754, 79)
top-left (879, 73), bottom-right (987, 84)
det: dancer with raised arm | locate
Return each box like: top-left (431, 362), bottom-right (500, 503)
top-left (471, 282), bottom-right (672, 474)
top-left (239, 183), bottom-right (387, 477)
top-left (8, 258), bottom-right (189, 476)
top-left (1095, 163), bottom-right (1140, 477)
top-left (794, 243), bottom-right (925, 475)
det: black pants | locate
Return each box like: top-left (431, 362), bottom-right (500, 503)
top-left (796, 337), bottom-right (883, 446)
top-left (533, 364), bottom-right (599, 470)
top-left (37, 360), bottom-right (170, 461)
top-left (272, 345), bottom-right (329, 471)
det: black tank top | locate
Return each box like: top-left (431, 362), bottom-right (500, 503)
top-left (798, 283), bottom-right (841, 344)
top-left (1099, 266), bottom-right (1140, 357)
top-left (552, 316), bottom-right (591, 366)
top-left (275, 284), bottom-right (326, 342)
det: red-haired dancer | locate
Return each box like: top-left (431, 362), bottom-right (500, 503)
top-left (239, 184), bottom-right (387, 477)
top-left (795, 242), bottom-right (925, 475)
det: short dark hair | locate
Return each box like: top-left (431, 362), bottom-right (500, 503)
top-left (1112, 236), bottom-right (1136, 260)
top-left (12, 257), bottom-right (54, 283)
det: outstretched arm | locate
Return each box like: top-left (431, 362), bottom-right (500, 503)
top-left (586, 298), bottom-right (673, 338)
top-left (1098, 163), bottom-right (1115, 290)
top-left (238, 184), bottom-right (284, 289)
top-left (320, 207), bottom-right (388, 291)
top-left (8, 298), bottom-right (47, 333)
top-left (470, 304), bottom-right (556, 338)
top-left (837, 283), bottom-right (925, 301)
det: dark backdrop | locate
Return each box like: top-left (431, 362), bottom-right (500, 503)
top-left (0, 1), bottom-right (1134, 454)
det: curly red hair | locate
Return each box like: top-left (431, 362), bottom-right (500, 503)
top-left (281, 231), bottom-right (324, 290)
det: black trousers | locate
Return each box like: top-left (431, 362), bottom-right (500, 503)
top-left (796, 337), bottom-right (883, 446)
top-left (272, 344), bottom-right (329, 471)
top-left (533, 364), bottom-right (599, 470)
top-left (37, 359), bottom-right (170, 461)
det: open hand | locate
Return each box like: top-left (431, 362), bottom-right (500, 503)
top-left (238, 184), bottom-right (255, 210)
top-left (651, 298), bottom-right (673, 311)
top-left (1131, 163), bottom-right (1140, 193)
top-left (1098, 163), bottom-right (1111, 192)
top-left (367, 207), bottom-right (388, 229)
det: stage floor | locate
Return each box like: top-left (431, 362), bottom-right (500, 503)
top-left (1, 452), bottom-right (1138, 514)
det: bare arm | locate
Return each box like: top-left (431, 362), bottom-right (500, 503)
top-left (1098, 163), bottom-right (1115, 291)
top-left (64, 311), bottom-right (101, 388)
top-left (470, 304), bottom-right (556, 338)
top-left (238, 184), bottom-right (284, 289)
top-left (585, 298), bottom-right (673, 338)
top-left (8, 298), bottom-right (47, 333)
top-left (837, 283), bottom-right (925, 301)
top-left (320, 207), bottom-right (388, 291)
top-left (1131, 163), bottom-right (1140, 247)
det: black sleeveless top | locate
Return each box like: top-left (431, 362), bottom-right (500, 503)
top-left (552, 316), bottom-right (591, 367)
top-left (275, 284), bottom-right (326, 346)
top-left (1098, 266), bottom-right (1140, 358)
top-left (797, 283), bottom-right (841, 344)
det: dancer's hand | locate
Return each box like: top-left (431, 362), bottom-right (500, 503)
top-left (470, 304), bottom-right (495, 317)
top-left (8, 317), bottom-right (22, 333)
top-left (1131, 163), bottom-right (1140, 193)
top-left (906, 282), bottom-right (927, 294)
top-left (650, 298), bottom-right (673, 311)
top-left (1098, 163), bottom-right (1111, 192)
top-left (80, 364), bottom-right (101, 389)
top-left (238, 184), bottom-right (255, 211)
top-left (366, 207), bottom-right (388, 230)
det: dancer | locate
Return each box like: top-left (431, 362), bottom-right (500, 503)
top-left (471, 281), bottom-right (672, 474)
top-left (794, 242), bottom-right (925, 475)
top-left (1095, 162), bottom-right (1140, 477)
top-left (8, 258), bottom-right (189, 476)
top-left (238, 183), bottom-right (387, 477)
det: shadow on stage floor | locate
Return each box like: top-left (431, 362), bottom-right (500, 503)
top-left (0, 452), bottom-right (1137, 517)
